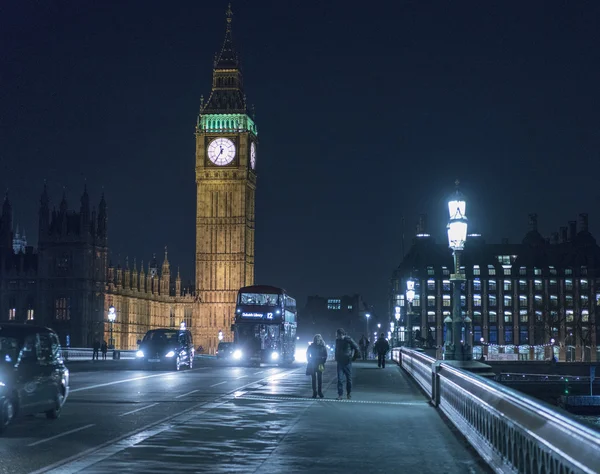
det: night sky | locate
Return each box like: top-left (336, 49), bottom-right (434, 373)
top-left (1, 1), bottom-right (599, 321)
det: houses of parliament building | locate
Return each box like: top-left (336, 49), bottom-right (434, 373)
top-left (0, 6), bottom-right (256, 353)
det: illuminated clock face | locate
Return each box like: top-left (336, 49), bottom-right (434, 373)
top-left (207, 138), bottom-right (236, 166)
top-left (250, 142), bottom-right (256, 169)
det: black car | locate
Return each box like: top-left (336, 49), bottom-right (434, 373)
top-left (136, 328), bottom-right (195, 370)
top-left (216, 342), bottom-right (235, 359)
top-left (0, 324), bottom-right (70, 434)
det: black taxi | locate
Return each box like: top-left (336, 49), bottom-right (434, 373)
top-left (0, 324), bottom-right (69, 434)
top-left (136, 327), bottom-right (195, 370)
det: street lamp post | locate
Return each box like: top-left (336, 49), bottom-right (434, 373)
top-left (406, 278), bottom-right (415, 348)
top-left (218, 330), bottom-right (223, 341)
top-left (107, 306), bottom-right (116, 350)
top-left (394, 306), bottom-right (400, 346)
top-left (365, 313), bottom-right (371, 339)
top-left (445, 181), bottom-right (470, 361)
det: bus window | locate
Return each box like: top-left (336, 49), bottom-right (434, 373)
top-left (240, 293), bottom-right (280, 306)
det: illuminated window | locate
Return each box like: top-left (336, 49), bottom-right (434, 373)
top-left (473, 265), bottom-right (480, 275)
top-left (442, 266), bottom-right (449, 276)
top-left (460, 295), bottom-right (466, 307)
top-left (549, 266), bottom-right (557, 276)
top-left (27, 309), bottom-right (34, 321)
top-left (489, 311), bottom-right (497, 323)
top-left (497, 256), bottom-right (511, 265)
top-left (489, 295), bottom-right (497, 307)
top-left (519, 296), bottom-right (527, 308)
top-left (581, 295), bottom-right (589, 308)
top-left (519, 280), bottom-right (527, 291)
top-left (488, 280), bottom-right (497, 291)
top-left (427, 266), bottom-right (435, 276)
top-left (566, 310), bottom-right (574, 322)
top-left (443, 295), bottom-right (451, 307)
top-left (327, 299), bottom-right (341, 310)
top-left (534, 267), bottom-right (541, 276)
top-left (565, 279), bottom-right (573, 291)
top-left (503, 266), bottom-right (512, 276)
top-left (427, 296), bottom-right (436, 307)
top-left (412, 295), bottom-right (421, 307)
top-left (442, 280), bottom-right (450, 291)
top-left (55, 298), bottom-right (70, 321)
top-left (519, 267), bottom-right (526, 276)
top-left (535, 310), bottom-right (542, 322)
top-left (184, 307), bottom-right (193, 328)
top-left (473, 311), bottom-right (482, 322)
top-left (427, 311), bottom-right (436, 323)
top-left (534, 280), bottom-right (542, 291)
top-left (504, 280), bottom-right (512, 291)
top-left (503, 295), bottom-right (512, 307)
top-left (8, 308), bottom-right (16, 321)
top-left (427, 280), bottom-right (435, 291)
top-left (519, 309), bottom-right (528, 323)
top-left (582, 310), bottom-right (589, 322)
top-left (473, 294), bottom-right (482, 307)
top-left (488, 265), bottom-right (496, 276)
top-left (473, 279), bottom-right (481, 291)
top-left (566, 295), bottom-right (573, 308)
top-left (581, 279), bottom-right (589, 290)
top-left (565, 268), bottom-right (573, 276)
top-left (504, 311), bottom-right (513, 323)
top-left (347, 305), bottom-right (353, 310)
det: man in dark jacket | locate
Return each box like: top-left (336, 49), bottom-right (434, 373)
top-left (374, 333), bottom-right (390, 368)
top-left (334, 328), bottom-right (361, 400)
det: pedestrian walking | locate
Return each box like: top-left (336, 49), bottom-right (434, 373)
top-left (359, 335), bottom-right (370, 361)
top-left (101, 340), bottom-right (108, 360)
top-left (92, 339), bottom-right (100, 361)
top-left (374, 333), bottom-right (390, 368)
top-left (306, 334), bottom-right (328, 398)
top-left (334, 328), bottom-right (361, 400)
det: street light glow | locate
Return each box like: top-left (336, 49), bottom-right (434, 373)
top-left (107, 306), bottom-right (116, 322)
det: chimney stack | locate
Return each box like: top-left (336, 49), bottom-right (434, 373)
top-left (528, 213), bottom-right (538, 232)
top-left (579, 213), bottom-right (589, 233)
top-left (568, 221), bottom-right (577, 241)
top-left (560, 226), bottom-right (568, 243)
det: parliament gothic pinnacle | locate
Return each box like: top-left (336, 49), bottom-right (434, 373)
top-left (0, 6), bottom-right (256, 354)
top-left (195, 4), bottom-right (257, 351)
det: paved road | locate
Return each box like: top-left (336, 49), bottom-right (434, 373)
top-left (2, 360), bottom-right (491, 474)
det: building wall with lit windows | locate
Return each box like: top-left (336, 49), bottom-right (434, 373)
top-left (391, 213), bottom-right (599, 362)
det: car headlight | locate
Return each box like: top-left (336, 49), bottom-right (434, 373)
top-left (136, 350), bottom-right (144, 358)
top-left (233, 349), bottom-right (242, 360)
top-left (271, 352), bottom-right (279, 360)
top-left (165, 351), bottom-right (175, 358)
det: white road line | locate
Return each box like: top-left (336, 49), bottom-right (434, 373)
top-left (33, 369), bottom-right (300, 474)
top-left (28, 424), bottom-right (95, 447)
top-left (70, 373), bottom-right (173, 393)
top-left (235, 375), bottom-right (247, 379)
top-left (119, 403), bottom-right (159, 417)
top-left (175, 389), bottom-right (200, 399)
top-left (254, 370), bottom-right (264, 375)
top-left (209, 381), bottom-right (227, 387)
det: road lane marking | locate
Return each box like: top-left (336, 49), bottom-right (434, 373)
top-left (33, 368), bottom-right (301, 474)
top-left (254, 370), bottom-right (264, 375)
top-left (175, 389), bottom-right (200, 399)
top-left (235, 375), bottom-right (247, 380)
top-left (70, 373), bottom-right (175, 393)
top-left (119, 403), bottom-right (159, 417)
top-left (28, 424), bottom-right (95, 447)
top-left (209, 381), bottom-right (227, 387)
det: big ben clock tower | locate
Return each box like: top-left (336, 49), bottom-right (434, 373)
top-left (195, 4), bottom-right (257, 353)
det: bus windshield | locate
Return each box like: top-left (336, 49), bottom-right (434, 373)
top-left (239, 293), bottom-right (280, 306)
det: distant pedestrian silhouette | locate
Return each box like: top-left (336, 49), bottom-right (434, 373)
top-left (101, 340), bottom-right (108, 360)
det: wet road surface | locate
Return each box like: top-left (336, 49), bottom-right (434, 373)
top-left (2, 360), bottom-right (491, 474)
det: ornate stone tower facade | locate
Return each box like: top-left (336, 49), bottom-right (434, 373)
top-left (195, 5), bottom-right (257, 353)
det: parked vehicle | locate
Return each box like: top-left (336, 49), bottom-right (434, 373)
top-left (0, 324), bottom-right (70, 434)
top-left (136, 327), bottom-right (195, 370)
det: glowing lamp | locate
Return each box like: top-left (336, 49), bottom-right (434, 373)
top-left (107, 306), bottom-right (116, 322)
top-left (406, 279), bottom-right (415, 303)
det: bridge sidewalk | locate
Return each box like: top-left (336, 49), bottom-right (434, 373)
top-left (256, 360), bottom-right (492, 473)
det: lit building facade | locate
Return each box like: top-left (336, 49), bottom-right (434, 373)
top-left (391, 213), bottom-right (599, 362)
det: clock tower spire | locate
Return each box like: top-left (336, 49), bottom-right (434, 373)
top-left (194, 4), bottom-right (257, 354)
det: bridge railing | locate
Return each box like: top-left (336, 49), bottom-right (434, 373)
top-left (392, 347), bottom-right (600, 474)
top-left (60, 348), bottom-right (137, 361)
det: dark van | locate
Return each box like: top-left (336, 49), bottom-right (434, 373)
top-left (216, 342), bottom-right (235, 360)
top-left (0, 324), bottom-right (69, 434)
top-left (136, 327), bottom-right (195, 370)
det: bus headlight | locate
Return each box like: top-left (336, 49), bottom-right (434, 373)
top-left (233, 349), bottom-right (242, 360)
top-left (165, 351), bottom-right (175, 358)
top-left (271, 352), bottom-right (279, 361)
top-left (136, 350), bottom-right (144, 358)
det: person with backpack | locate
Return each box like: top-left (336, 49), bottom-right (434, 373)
top-left (374, 333), bottom-right (390, 368)
top-left (334, 328), bottom-right (361, 400)
top-left (306, 334), bottom-right (328, 398)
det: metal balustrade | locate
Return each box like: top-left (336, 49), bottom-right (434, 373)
top-left (60, 348), bottom-right (137, 361)
top-left (392, 347), bottom-right (600, 474)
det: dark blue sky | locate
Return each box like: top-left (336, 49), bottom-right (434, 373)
top-left (1, 1), bottom-right (599, 319)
